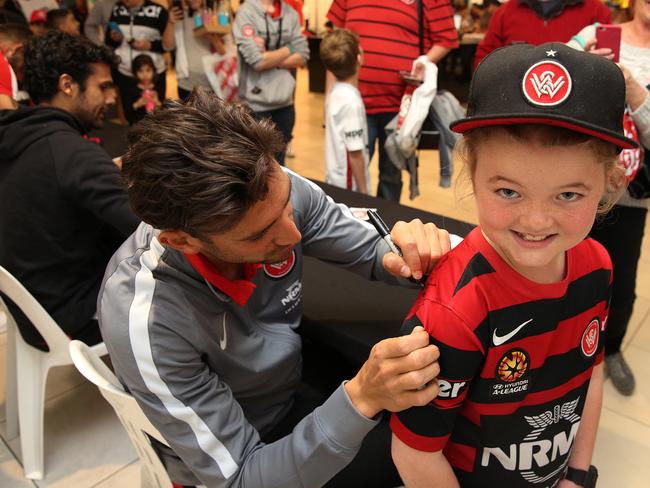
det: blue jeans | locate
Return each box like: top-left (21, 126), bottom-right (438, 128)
top-left (367, 112), bottom-right (401, 201)
top-left (255, 105), bottom-right (295, 166)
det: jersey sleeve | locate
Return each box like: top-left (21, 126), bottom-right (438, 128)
top-left (52, 136), bottom-right (140, 237)
top-left (425, 0), bottom-right (459, 49)
top-left (334, 100), bottom-right (366, 153)
top-left (390, 299), bottom-right (485, 452)
top-left (233, 5), bottom-right (264, 68)
top-left (586, 238), bottom-right (613, 366)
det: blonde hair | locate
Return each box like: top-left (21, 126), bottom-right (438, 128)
top-left (455, 125), bottom-right (626, 213)
top-left (320, 28), bottom-right (360, 81)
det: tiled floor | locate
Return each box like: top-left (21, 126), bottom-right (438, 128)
top-left (1, 68), bottom-right (649, 487)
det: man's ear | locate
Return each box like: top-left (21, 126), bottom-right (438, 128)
top-left (158, 230), bottom-right (203, 255)
top-left (58, 73), bottom-right (76, 97)
top-left (3, 43), bottom-right (21, 60)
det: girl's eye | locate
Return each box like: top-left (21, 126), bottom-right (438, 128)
top-left (558, 192), bottom-right (581, 202)
top-left (496, 188), bottom-right (520, 199)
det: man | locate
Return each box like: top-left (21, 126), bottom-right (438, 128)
top-left (327, 0), bottom-right (459, 201)
top-left (233, 0), bottom-right (308, 165)
top-left (0, 23), bottom-right (31, 109)
top-left (100, 87), bottom-right (449, 487)
top-left (28, 9), bottom-right (48, 37)
top-left (474, 0), bottom-right (611, 68)
top-left (0, 31), bottom-right (140, 350)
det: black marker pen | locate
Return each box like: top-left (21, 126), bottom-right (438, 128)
top-left (366, 209), bottom-right (425, 289)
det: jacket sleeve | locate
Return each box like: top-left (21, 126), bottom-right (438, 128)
top-left (287, 8), bottom-right (309, 62)
top-left (391, 305), bottom-right (484, 452)
top-left (233, 5), bottom-right (264, 68)
top-left (631, 92), bottom-right (650, 148)
top-left (53, 136), bottom-right (140, 237)
top-left (99, 269), bottom-right (379, 487)
top-left (84, 3), bottom-right (104, 45)
top-left (473, 6), bottom-right (505, 69)
top-left (288, 170), bottom-right (404, 285)
top-left (104, 8), bottom-right (123, 48)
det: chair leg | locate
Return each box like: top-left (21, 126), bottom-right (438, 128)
top-left (16, 341), bottom-right (48, 480)
top-left (5, 322), bottom-right (18, 439)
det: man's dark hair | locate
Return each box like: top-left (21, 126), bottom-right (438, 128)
top-left (121, 87), bottom-right (285, 237)
top-left (0, 22), bottom-right (32, 44)
top-left (45, 8), bottom-right (72, 30)
top-left (23, 30), bottom-right (118, 103)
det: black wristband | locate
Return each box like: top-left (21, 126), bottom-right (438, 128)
top-left (565, 465), bottom-right (598, 488)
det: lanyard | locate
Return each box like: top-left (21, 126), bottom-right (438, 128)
top-left (263, 13), bottom-right (283, 51)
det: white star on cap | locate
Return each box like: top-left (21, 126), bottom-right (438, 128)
top-left (546, 49), bottom-right (557, 57)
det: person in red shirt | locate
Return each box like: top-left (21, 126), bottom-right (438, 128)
top-left (327, 0), bottom-right (458, 202)
top-left (474, 0), bottom-right (611, 68)
top-left (0, 23), bottom-right (31, 109)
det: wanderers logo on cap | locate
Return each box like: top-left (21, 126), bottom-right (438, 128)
top-left (522, 53), bottom-right (572, 107)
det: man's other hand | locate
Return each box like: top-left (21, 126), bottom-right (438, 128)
top-left (345, 326), bottom-right (440, 419)
top-left (382, 219), bottom-right (451, 281)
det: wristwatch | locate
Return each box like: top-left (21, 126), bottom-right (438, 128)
top-left (564, 466), bottom-right (598, 487)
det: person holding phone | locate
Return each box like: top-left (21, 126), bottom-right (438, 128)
top-left (105, 0), bottom-right (175, 116)
top-left (568, 0), bottom-right (650, 396)
top-left (171, 0), bottom-right (234, 100)
top-left (474, 0), bottom-right (612, 69)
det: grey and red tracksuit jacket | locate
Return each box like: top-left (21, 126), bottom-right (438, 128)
top-left (97, 170), bottom-right (402, 487)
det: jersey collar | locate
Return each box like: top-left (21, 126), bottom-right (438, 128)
top-left (184, 252), bottom-right (262, 306)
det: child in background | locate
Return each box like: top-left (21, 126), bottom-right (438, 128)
top-left (390, 43), bottom-right (635, 488)
top-left (320, 29), bottom-right (370, 194)
top-left (125, 54), bottom-right (161, 125)
top-left (45, 9), bottom-right (80, 37)
top-left (28, 9), bottom-right (48, 37)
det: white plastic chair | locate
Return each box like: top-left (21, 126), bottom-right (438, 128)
top-left (69, 340), bottom-right (174, 488)
top-left (0, 265), bottom-right (107, 480)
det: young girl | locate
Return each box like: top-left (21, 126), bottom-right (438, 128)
top-left (125, 54), bottom-right (162, 125)
top-left (390, 43), bottom-right (635, 488)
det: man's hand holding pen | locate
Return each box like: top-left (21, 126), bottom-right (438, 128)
top-left (367, 210), bottom-right (451, 285)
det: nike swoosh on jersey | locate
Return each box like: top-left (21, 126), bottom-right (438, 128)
top-left (219, 313), bottom-right (227, 350)
top-left (492, 318), bottom-right (533, 346)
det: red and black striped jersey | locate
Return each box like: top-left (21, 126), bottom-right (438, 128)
top-left (327, 0), bottom-right (458, 115)
top-left (390, 227), bottom-right (611, 488)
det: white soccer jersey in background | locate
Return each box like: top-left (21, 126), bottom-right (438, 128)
top-left (325, 82), bottom-right (370, 193)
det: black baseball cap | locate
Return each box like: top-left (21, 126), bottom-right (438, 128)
top-left (450, 42), bottom-right (637, 151)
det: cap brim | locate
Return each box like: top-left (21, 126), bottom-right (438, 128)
top-left (450, 115), bottom-right (638, 151)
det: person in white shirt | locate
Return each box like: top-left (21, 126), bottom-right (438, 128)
top-left (321, 28), bottom-right (370, 194)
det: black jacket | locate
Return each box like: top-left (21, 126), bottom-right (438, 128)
top-left (0, 106), bottom-right (140, 348)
